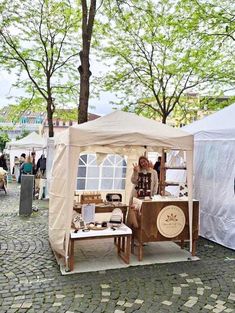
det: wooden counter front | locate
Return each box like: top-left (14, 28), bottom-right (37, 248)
top-left (132, 200), bottom-right (199, 261)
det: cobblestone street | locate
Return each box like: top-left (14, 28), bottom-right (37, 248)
top-left (0, 183), bottom-right (235, 313)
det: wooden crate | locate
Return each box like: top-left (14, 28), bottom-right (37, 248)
top-left (80, 194), bottom-right (103, 204)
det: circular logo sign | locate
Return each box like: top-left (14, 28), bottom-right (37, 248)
top-left (157, 205), bottom-right (186, 238)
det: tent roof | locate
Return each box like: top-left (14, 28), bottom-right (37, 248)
top-left (183, 103), bottom-right (235, 137)
top-left (55, 111), bottom-right (193, 150)
top-left (6, 131), bottom-right (46, 150)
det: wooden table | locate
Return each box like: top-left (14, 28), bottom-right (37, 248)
top-left (69, 224), bottom-right (132, 271)
top-left (73, 203), bottom-right (128, 223)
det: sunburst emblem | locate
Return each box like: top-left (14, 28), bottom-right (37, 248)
top-left (166, 213), bottom-right (178, 222)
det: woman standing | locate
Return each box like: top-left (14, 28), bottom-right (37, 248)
top-left (130, 156), bottom-right (158, 203)
top-left (21, 155), bottom-right (33, 175)
top-left (128, 156), bottom-right (158, 228)
top-left (18, 153), bottom-right (26, 183)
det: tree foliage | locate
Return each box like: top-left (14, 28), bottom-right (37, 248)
top-left (191, 0), bottom-right (235, 42)
top-left (0, 132), bottom-right (10, 152)
top-left (99, 0), bottom-right (234, 123)
top-left (186, 0), bottom-right (235, 89)
top-left (0, 0), bottom-right (81, 136)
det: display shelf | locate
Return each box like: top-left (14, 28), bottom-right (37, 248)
top-left (163, 182), bottom-right (181, 186)
top-left (159, 149), bottom-right (187, 196)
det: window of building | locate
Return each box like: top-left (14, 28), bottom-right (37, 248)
top-left (77, 154), bottom-right (127, 191)
top-left (20, 116), bottom-right (29, 124)
top-left (35, 117), bottom-right (41, 124)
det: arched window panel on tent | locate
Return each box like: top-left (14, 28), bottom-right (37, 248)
top-left (115, 166), bottom-right (126, 178)
top-left (77, 179), bottom-right (85, 190)
top-left (76, 154), bottom-right (127, 191)
top-left (77, 166), bottom-right (86, 178)
top-left (114, 179), bottom-right (126, 190)
top-left (86, 179), bottom-right (99, 190)
top-left (101, 179), bottom-right (113, 190)
top-left (102, 156), bottom-right (113, 166)
top-left (87, 166), bottom-right (99, 177)
top-left (79, 154), bottom-right (88, 166)
top-left (102, 167), bottom-right (114, 178)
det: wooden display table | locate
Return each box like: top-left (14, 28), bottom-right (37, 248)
top-left (69, 224), bottom-right (132, 271)
top-left (131, 197), bottom-right (199, 261)
top-left (73, 203), bottom-right (128, 223)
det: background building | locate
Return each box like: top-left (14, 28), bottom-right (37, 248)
top-left (0, 106), bottom-right (100, 139)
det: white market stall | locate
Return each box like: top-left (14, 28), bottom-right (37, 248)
top-left (5, 131), bottom-right (46, 173)
top-left (49, 111), bottom-right (194, 264)
top-left (6, 131), bottom-right (46, 151)
top-left (183, 103), bottom-right (235, 250)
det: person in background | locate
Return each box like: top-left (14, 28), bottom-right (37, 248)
top-left (127, 156), bottom-right (158, 228)
top-left (18, 153), bottom-right (26, 183)
top-left (31, 151), bottom-right (37, 175)
top-left (19, 153), bottom-right (26, 165)
top-left (21, 155), bottom-right (33, 175)
top-left (154, 156), bottom-right (161, 179)
top-left (36, 154), bottom-right (47, 177)
top-left (13, 156), bottom-right (20, 182)
top-left (0, 154), bottom-right (8, 171)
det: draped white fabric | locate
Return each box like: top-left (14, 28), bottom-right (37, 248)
top-left (183, 103), bottom-right (235, 249)
top-left (194, 140), bottom-right (235, 249)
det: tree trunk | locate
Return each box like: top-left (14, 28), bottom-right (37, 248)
top-left (78, 50), bottom-right (91, 124)
top-left (162, 115), bottom-right (167, 124)
top-left (47, 98), bottom-right (54, 137)
top-left (78, 0), bottom-right (96, 124)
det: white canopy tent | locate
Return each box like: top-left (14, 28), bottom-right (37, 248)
top-left (183, 103), bottom-right (235, 250)
top-left (5, 131), bottom-right (47, 173)
top-left (49, 111), bottom-right (194, 264)
top-left (6, 131), bottom-right (46, 150)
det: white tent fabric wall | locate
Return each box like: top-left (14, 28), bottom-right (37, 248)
top-left (45, 137), bottom-right (55, 198)
top-left (49, 111), bottom-right (194, 265)
top-left (194, 139), bottom-right (235, 249)
top-left (183, 103), bottom-right (235, 250)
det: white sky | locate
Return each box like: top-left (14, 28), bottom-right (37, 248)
top-left (0, 69), bottom-right (116, 116)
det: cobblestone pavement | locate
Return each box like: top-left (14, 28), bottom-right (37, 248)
top-left (0, 183), bottom-right (235, 313)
